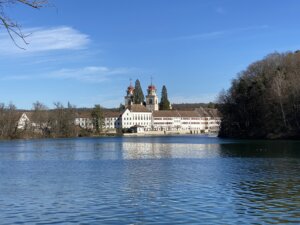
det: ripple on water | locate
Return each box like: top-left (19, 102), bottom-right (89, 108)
top-left (0, 137), bottom-right (300, 224)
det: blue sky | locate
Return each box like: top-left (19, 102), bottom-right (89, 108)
top-left (1, 0), bottom-right (300, 109)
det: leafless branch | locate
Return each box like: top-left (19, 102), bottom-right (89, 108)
top-left (0, 0), bottom-right (49, 49)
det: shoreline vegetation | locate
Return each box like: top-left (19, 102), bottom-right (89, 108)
top-left (218, 50), bottom-right (300, 139)
top-left (0, 132), bottom-right (215, 142)
top-left (0, 102), bottom-right (217, 141)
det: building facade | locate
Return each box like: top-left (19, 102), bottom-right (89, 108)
top-left (70, 82), bottom-right (221, 133)
top-left (17, 82), bottom-right (221, 134)
top-left (120, 104), bottom-right (152, 130)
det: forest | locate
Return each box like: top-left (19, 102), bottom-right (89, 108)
top-left (218, 51), bottom-right (300, 139)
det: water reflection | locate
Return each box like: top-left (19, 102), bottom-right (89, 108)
top-left (219, 141), bottom-right (300, 158)
top-left (0, 137), bottom-right (300, 224)
top-left (121, 142), bottom-right (221, 159)
top-left (1, 137), bottom-right (300, 161)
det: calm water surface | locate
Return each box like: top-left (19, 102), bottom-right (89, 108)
top-left (0, 136), bottom-right (300, 224)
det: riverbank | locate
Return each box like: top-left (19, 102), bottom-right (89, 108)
top-left (0, 130), bottom-right (217, 141)
top-left (218, 131), bottom-right (300, 140)
top-left (123, 130), bottom-right (214, 136)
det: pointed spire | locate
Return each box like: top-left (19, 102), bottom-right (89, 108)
top-left (127, 78), bottom-right (134, 95)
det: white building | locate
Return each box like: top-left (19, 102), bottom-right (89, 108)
top-left (120, 104), bottom-right (152, 131)
top-left (72, 83), bottom-right (222, 134)
top-left (75, 111), bottom-right (121, 131)
top-left (17, 112), bottom-right (49, 133)
top-left (17, 112), bottom-right (31, 130)
top-left (152, 110), bottom-right (205, 132)
top-left (103, 111), bottom-right (121, 130)
top-left (74, 112), bottom-right (93, 130)
top-left (16, 82), bottom-right (221, 134)
top-left (195, 107), bottom-right (221, 133)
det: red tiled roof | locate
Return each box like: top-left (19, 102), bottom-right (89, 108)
top-left (148, 85), bottom-right (156, 90)
top-left (103, 111), bottom-right (121, 118)
top-left (127, 104), bottom-right (150, 113)
top-left (194, 107), bottom-right (221, 117)
top-left (76, 111), bottom-right (92, 118)
top-left (177, 111), bottom-right (200, 117)
top-left (153, 110), bottom-right (200, 118)
top-left (153, 110), bottom-right (180, 117)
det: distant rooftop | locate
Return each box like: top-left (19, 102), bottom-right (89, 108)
top-left (127, 104), bottom-right (150, 113)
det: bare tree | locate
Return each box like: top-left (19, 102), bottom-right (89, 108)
top-left (49, 102), bottom-right (77, 137)
top-left (0, 0), bottom-right (48, 48)
top-left (0, 102), bottom-right (19, 138)
top-left (218, 50), bottom-right (300, 138)
top-left (32, 101), bottom-right (49, 134)
top-left (271, 69), bottom-right (288, 128)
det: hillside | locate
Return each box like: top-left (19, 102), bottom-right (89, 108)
top-left (218, 51), bottom-right (300, 139)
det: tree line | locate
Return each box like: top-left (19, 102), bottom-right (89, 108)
top-left (0, 79), bottom-right (172, 139)
top-left (218, 51), bottom-right (300, 139)
top-left (0, 101), bottom-right (105, 139)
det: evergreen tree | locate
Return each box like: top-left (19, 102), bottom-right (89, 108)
top-left (159, 85), bottom-right (171, 110)
top-left (133, 79), bottom-right (144, 104)
top-left (119, 103), bottom-right (125, 111)
top-left (91, 104), bottom-right (104, 133)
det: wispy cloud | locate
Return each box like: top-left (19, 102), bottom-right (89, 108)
top-left (0, 26), bottom-right (90, 54)
top-left (1, 66), bottom-right (137, 83)
top-left (46, 66), bottom-right (135, 83)
top-left (172, 25), bottom-right (269, 41)
top-left (143, 25), bottom-right (269, 44)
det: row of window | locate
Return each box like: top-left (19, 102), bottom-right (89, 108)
top-left (154, 117), bottom-right (173, 120)
top-left (80, 122), bottom-right (93, 127)
top-left (154, 122), bottom-right (173, 125)
top-left (153, 117), bottom-right (216, 121)
top-left (123, 122), bottom-right (151, 126)
top-left (153, 127), bottom-right (204, 131)
top-left (123, 115), bottom-right (151, 120)
top-left (105, 118), bottom-right (117, 121)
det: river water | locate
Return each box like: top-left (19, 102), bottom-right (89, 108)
top-left (0, 136), bottom-right (299, 224)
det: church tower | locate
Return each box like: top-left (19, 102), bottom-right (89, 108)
top-left (124, 80), bottom-right (134, 107)
top-left (146, 81), bottom-right (159, 111)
